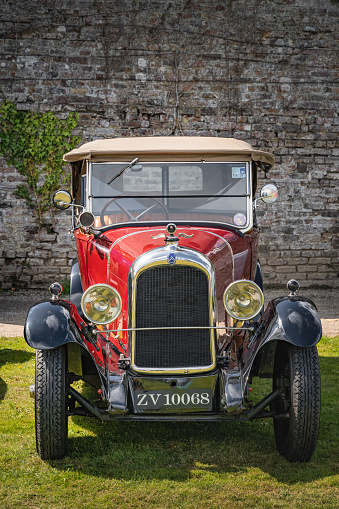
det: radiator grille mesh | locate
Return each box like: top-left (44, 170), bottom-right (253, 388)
top-left (134, 265), bottom-right (212, 368)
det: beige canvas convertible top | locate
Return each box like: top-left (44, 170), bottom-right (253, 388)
top-left (63, 137), bottom-right (274, 167)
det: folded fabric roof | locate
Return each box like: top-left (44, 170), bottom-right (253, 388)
top-left (64, 136), bottom-right (274, 168)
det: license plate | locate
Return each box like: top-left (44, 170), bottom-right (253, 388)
top-left (134, 389), bottom-right (213, 411)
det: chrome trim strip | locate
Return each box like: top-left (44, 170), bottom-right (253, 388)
top-left (87, 160), bottom-right (92, 213)
top-left (248, 160), bottom-right (253, 229)
top-left (128, 245), bottom-right (217, 375)
top-left (106, 228), bottom-right (166, 283)
top-left (91, 161), bottom-right (252, 164)
top-left (95, 326), bottom-right (253, 333)
top-left (88, 160), bottom-right (253, 233)
top-left (106, 228), bottom-right (235, 284)
top-left (201, 230), bottom-right (234, 282)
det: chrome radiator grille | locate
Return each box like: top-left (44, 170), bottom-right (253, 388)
top-left (134, 265), bottom-right (212, 369)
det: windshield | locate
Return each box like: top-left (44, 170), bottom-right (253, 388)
top-left (90, 162), bottom-right (250, 228)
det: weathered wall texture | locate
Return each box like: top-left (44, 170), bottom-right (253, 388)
top-left (0, 0), bottom-right (338, 290)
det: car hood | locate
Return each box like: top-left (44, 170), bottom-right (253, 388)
top-left (78, 225), bottom-right (254, 291)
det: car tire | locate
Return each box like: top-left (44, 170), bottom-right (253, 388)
top-left (35, 346), bottom-right (68, 460)
top-left (272, 341), bottom-right (321, 462)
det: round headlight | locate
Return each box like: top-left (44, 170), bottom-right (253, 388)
top-left (81, 284), bottom-right (122, 324)
top-left (49, 282), bottom-right (63, 296)
top-left (79, 211), bottom-right (95, 228)
top-left (223, 280), bottom-right (264, 321)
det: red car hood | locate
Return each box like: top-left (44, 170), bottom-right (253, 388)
top-left (76, 224), bottom-right (255, 295)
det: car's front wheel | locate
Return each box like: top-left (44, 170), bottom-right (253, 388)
top-left (35, 346), bottom-right (68, 460)
top-left (272, 341), bottom-right (321, 462)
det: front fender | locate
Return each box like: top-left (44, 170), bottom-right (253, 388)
top-left (24, 300), bottom-right (83, 350)
top-left (261, 295), bottom-right (322, 347)
top-left (70, 260), bottom-right (83, 315)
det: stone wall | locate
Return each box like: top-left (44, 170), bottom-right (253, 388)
top-left (0, 0), bottom-right (338, 290)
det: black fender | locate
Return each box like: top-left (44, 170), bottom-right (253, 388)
top-left (253, 260), bottom-right (264, 322)
top-left (254, 260), bottom-right (263, 291)
top-left (70, 260), bottom-right (84, 316)
top-left (241, 295), bottom-right (322, 385)
top-left (24, 300), bottom-right (83, 350)
top-left (260, 295), bottom-right (322, 347)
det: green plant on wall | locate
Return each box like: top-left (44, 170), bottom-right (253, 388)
top-left (0, 98), bottom-right (80, 226)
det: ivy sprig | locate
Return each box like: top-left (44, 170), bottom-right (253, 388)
top-left (0, 98), bottom-right (80, 226)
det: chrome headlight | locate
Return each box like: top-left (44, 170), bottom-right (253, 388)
top-left (81, 284), bottom-right (122, 324)
top-left (223, 280), bottom-right (264, 321)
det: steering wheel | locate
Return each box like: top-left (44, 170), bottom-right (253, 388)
top-left (100, 195), bottom-right (169, 226)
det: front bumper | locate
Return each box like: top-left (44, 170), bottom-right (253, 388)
top-left (64, 368), bottom-right (283, 423)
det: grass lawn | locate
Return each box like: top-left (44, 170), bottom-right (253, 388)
top-left (0, 335), bottom-right (338, 509)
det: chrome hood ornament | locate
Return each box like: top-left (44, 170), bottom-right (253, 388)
top-left (151, 223), bottom-right (194, 245)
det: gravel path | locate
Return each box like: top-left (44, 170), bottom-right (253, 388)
top-left (1, 288), bottom-right (338, 338)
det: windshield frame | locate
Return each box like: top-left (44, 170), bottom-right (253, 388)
top-left (85, 160), bottom-right (254, 232)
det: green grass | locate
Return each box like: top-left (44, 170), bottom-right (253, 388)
top-left (0, 336), bottom-right (338, 509)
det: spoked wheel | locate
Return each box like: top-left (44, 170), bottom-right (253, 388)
top-left (35, 346), bottom-right (68, 460)
top-left (272, 341), bottom-right (321, 462)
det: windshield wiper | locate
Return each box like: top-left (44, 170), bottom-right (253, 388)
top-left (107, 157), bottom-right (139, 185)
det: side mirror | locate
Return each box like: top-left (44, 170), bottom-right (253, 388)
top-left (260, 184), bottom-right (278, 204)
top-left (53, 190), bottom-right (72, 210)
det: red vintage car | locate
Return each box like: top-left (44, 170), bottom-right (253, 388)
top-left (24, 137), bottom-right (322, 462)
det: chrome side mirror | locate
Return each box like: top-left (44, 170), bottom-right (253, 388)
top-left (260, 184), bottom-right (278, 204)
top-left (53, 189), bottom-right (73, 210)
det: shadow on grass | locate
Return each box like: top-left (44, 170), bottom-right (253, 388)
top-left (0, 348), bottom-right (35, 403)
top-left (1, 344), bottom-right (336, 486)
top-left (46, 354), bottom-right (339, 486)
top-left (49, 417), bottom-right (337, 485)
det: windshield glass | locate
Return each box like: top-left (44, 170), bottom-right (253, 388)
top-left (90, 162), bottom-right (250, 228)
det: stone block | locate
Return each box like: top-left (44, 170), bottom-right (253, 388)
top-left (0, 0), bottom-right (338, 288)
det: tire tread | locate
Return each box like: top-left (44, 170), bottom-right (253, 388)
top-left (274, 343), bottom-right (321, 462)
top-left (35, 347), bottom-right (68, 460)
